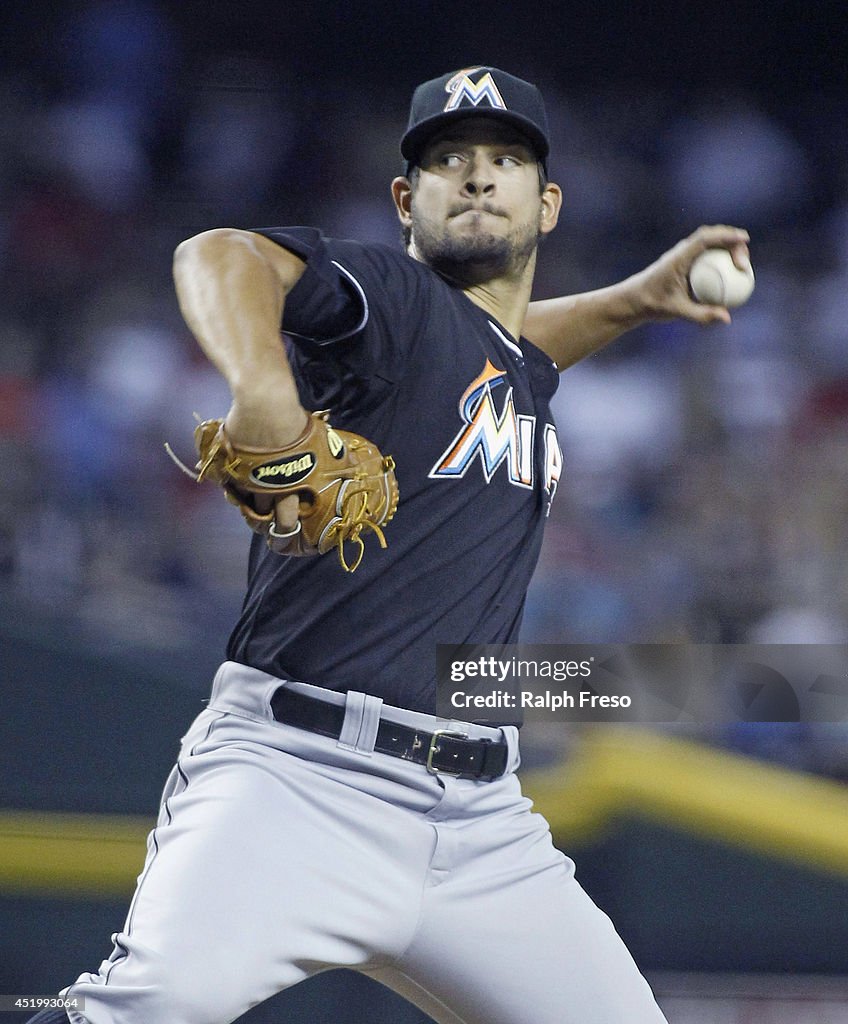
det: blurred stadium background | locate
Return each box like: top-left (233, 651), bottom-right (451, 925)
top-left (1, 1), bottom-right (848, 1021)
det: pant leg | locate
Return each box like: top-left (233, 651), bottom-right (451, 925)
top-left (369, 772), bottom-right (667, 1024)
top-left (63, 707), bottom-right (436, 1024)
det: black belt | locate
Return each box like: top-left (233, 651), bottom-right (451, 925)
top-left (270, 686), bottom-right (509, 780)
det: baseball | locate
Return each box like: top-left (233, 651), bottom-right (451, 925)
top-left (688, 247), bottom-right (755, 307)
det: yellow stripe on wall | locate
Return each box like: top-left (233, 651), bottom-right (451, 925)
top-left (522, 728), bottom-right (848, 875)
top-left (0, 811), bottom-right (151, 897)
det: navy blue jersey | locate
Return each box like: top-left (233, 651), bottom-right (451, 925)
top-left (226, 228), bottom-right (562, 713)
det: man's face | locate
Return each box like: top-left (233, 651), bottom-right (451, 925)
top-left (393, 118), bottom-right (560, 287)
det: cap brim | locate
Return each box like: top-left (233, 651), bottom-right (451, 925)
top-left (400, 107), bottom-right (549, 170)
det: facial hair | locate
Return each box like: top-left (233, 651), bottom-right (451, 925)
top-left (410, 200), bottom-right (541, 287)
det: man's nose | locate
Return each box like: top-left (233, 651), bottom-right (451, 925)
top-left (462, 158), bottom-right (495, 196)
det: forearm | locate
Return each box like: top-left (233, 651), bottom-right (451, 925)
top-left (173, 228), bottom-right (308, 445)
top-left (523, 279), bottom-right (646, 371)
top-left (524, 225), bottom-right (751, 372)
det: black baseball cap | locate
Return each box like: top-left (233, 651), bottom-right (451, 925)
top-left (401, 66), bottom-right (550, 175)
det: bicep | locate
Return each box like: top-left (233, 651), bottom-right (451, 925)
top-left (522, 298), bottom-right (571, 368)
top-left (173, 228), bottom-right (307, 300)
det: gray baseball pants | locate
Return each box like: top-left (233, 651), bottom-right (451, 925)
top-left (62, 661), bottom-right (667, 1024)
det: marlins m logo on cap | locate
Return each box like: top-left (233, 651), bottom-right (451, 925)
top-left (400, 66), bottom-right (552, 173)
top-left (443, 69), bottom-right (507, 112)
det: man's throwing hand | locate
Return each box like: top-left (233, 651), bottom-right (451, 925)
top-left (631, 224), bottom-right (751, 326)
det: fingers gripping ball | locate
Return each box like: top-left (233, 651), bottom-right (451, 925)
top-left (688, 247), bottom-right (755, 308)
top-left (192, 412), bottom-right (398, 572)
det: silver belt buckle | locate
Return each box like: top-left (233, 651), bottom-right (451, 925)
top-left (426, 729), bottom-right (470, 776)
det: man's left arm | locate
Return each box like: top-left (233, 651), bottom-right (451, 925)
top-left (523, 225), bottom-right (751, 371)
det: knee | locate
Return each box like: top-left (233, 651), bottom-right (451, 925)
top-left (72, 960), bottom-right (247, 1024)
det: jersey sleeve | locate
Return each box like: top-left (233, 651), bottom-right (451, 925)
top-left (251, 226), bottom-right (433, 382)
top-left (251, 226), bottom-right (368, 345)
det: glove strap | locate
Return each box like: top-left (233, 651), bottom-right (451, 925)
top-left (197, 414), bottom-right (320, 484)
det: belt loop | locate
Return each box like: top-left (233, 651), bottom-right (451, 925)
top-left (500, 725), bottom-right (521, 774)
top-left (338, 691), bottom-right (383, 754)
top-left (210, 663), bottom-right (229, 704)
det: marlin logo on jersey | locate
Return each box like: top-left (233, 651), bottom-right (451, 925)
top-left (429, 359), bottom-right (562, 512)
top-left (444, 69), bottom-right (507, 112)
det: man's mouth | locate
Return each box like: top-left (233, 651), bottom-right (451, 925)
top-left (449, 204), bottom-right (506, 219)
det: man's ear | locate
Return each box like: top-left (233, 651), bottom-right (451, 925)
top-left (391, 176), bottom-right (413, 229)
top-left (539, 181), bottom-right (562, 236)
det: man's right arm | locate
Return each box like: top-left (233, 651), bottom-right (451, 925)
top-left (523, 225), bottom-right (750, 371)
top-left (172, 228), bottom-right (309, 448)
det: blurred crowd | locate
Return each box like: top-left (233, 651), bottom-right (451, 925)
top-left (2, 3), bottom-right (848, 777)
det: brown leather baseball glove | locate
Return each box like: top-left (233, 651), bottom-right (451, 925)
top-left (171, 411), bottom-right (398, 572)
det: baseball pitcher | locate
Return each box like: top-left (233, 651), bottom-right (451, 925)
top-left (27, 66), bottom-right (750, 1024)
